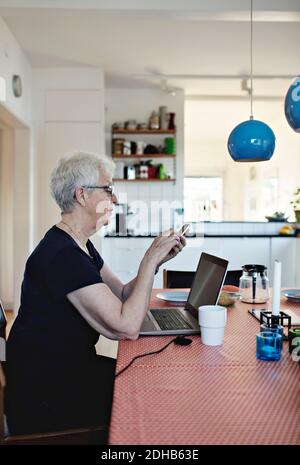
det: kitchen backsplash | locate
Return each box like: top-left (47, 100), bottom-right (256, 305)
top-left (202, 221), bottom-right (289, 236)
top-left (105, 210), bottom-right (289, 236)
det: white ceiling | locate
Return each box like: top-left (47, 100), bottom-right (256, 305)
top-left (0, 0), bottom-right (300, 96)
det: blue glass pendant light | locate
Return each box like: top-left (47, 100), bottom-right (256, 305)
top-left (285, 76), bottom-right (300, 132)
top-left (227, 0), bottom-right (275, 162)
top-left (228, 119), bottom-right (275, 162)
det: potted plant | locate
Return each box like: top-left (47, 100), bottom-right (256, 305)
top-left (290, 188), bottom-right (300, 223)
top-left (265, 211), bottom-right (288, 222)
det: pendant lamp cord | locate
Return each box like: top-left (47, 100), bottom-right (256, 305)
top-left (250, 0), bottom-right (253, 120)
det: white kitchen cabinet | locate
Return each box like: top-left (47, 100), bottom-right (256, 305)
top-left (165, 238), bottom-right (222, 271)
top-left (166, 237), bottom-right (270, 272)
top-left (40, 121), bottom-right (103, 235)
top-left (101, 237), bottom-right (221, 288)
top-left (37, 82), bottom-right (105, 237)
top-left (100, 237), bottom-right (159, 285)
top-left (270, 238), bottom-right (298, 287)
top-left (218, 238), bottom-right (270, 270)
top-left (100, 236), bottom-right (300, 289)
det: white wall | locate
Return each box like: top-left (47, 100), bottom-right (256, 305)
top-left (0, 16), bottom-right (32, 127)
top-left (14, 128), bottom-right (32, 310)
top-left (0, 15), bottom-right (33, 311)
top-left (185, 97), bottom-right (300, 221)
top-left (32, 68), bottom-right (105, 244)
top-left (104, 89), bottom-right (184, 233)
top-left (0, 121), bottom-right (32, 313)
top-left (0, 126), bottom-right (14, 308)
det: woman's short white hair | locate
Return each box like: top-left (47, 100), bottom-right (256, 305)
top-left (50, 151), bottom-right (115, 213)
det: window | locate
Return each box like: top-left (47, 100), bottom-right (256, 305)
top-left (263, 177), bottom-right (279, 217)
top-left (184, 177), bottom-right (223, 222)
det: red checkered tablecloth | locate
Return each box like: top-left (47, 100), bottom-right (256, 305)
top-left (109, 290), bottom-right (300, 445)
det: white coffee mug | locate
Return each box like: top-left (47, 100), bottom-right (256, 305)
top-left (137, 141), bottom-right (145, 154)
top-left (198, 305), bottom-right (227, 346)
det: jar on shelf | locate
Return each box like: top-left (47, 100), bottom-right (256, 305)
top-left (124, 165), bottom-right (136, 180)
top-left (139, 162), bottom-right (149, 179)
top-left (149, 111), bottom-right (159, 130)
top-left (130, 141), bottom-right (137, 155)
top-left (157, 163), bottom-right (167, 180)
top-left (112, 138), bottom-right (124, 155)
top-left (123, 141), bottom-right (131, 155)
top-left (166, 171), bottom-right (173, 180)
top-left (137, 123), bottom-right (147, 130)
top-left (137, 141), bottom-right (145, 154)
top-left (146, 161), bottom-right (157, 179)
top-left (159, 106), bottom-right (168, 130)
top-left (112, 122), bottom-right (124, 130)
top-left (164, 137), bottom-right (176, 154)
top-left (124, 120), bottom-right (137, 130)
top-left (168, 112), bottom-right (176, 130)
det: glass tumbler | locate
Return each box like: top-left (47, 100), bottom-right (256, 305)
top-left (256, 331), bottom-right (283, 361)
top-left (260, 323), bottom-right (284, 337)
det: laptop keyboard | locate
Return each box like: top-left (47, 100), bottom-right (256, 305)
top-left (150, 309), bottom-right (193, 330)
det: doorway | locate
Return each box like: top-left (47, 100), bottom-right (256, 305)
top-left (0, 124), bottom-right (14, 310)
top-left (0, 104), bottom-right (32, 313)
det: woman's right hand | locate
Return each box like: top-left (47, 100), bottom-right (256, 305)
top-left (143, 232), bottom-right (181, 269)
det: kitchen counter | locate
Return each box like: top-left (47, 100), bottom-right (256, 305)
top-left (104, 220), bottom-right (298, 238)
top-left (104, 233), bottom-right (297, 238)
top-left (101, 234), bottom-right (300, 288)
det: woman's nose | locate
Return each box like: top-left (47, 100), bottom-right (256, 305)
top-left (112, 193), bottom-right (118, 204)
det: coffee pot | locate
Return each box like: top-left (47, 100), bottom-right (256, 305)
top-left (114, 203), bottom-right (134, 236)
top-left (239, 264), bottom-right (270, 304)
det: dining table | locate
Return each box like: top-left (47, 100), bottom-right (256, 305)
top-left (108, 289), bottom-right (300, 445)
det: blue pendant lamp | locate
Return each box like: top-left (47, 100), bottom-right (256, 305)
top-left (285, 77), bottom-right (300, 132)
top-left (227, 0), bottom-right (275, 162)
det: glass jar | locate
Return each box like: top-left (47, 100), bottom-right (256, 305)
top-left (149, 111), bottom-right (159, 130)
top-left (239, 264), bottom-right (270, 304)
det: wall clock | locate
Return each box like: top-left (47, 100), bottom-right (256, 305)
top-left (12, 74), bottom-right (22, 97)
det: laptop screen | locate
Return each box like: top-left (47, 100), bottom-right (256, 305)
top-left (185, 252), bottom-right (228, 320)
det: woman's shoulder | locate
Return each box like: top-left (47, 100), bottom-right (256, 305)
top-left (27, 226), bottom-right (103, 271)
top-left (28, 226), bottom-right (75, 266)
top-left (36, 225), bottom-right (72, 250)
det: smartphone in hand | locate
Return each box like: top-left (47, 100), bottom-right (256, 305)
top-left (178, 223), bottom-right (190, 237)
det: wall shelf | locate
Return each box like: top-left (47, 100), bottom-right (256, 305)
top-left (112, 154), bottom-right (175, 159)
top-left (113, 178), bottom-right (176, 182)
top-left (112, 129), bottom-right (175, 135)
top-left (112, 123), bottom-right (176, 182)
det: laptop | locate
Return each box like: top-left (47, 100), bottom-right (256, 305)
top-left (140, 252), bottom-right (229, 336)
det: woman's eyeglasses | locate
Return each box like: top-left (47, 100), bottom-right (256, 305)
top-left (82, 183), bottom-right (115, 196)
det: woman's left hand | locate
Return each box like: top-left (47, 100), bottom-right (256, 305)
top-left (156, 230), bottom-right (187, 269)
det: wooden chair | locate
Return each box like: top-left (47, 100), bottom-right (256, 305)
top-left (224, 270), bottom-right (243, 287)
top-left (0, 299), bottom-right (108, 445)
top-left (0, 300), bottom-right (6, 361)
top-left (163, 269), bottom-right (242, 289)
top-left (0, 362), bottom-right (108, 444)
top-left (163, 269), bottom-right (195, 288)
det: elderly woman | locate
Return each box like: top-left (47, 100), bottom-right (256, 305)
top-left (4, 151), bottom-right (185, 439)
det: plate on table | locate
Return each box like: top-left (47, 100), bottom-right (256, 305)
top-left (156, 291), bottom-right (189, 303)
top-left (281, 289), bottom-right (300, 303)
